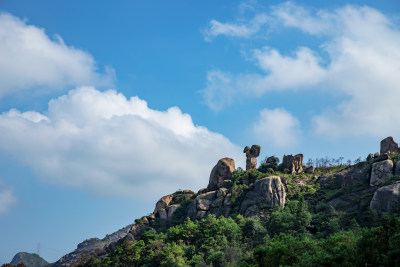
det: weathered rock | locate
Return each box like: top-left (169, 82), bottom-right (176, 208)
top-left (197, 188), bottom-right (208, 195)
top-left (244, 145), bottom-right (261, 170)
top-left (240, 176), bottom-right (285, 217)
top-left (167, 204), bottom-right (181, 218)
top-left (374, 152), bottom-right (380, 158)
top-left (187, 191), bottom-right (217, 219)
top-left (53, 224), bottom-right (133, 267)
top-left (370, 183), bottom-right (400, 213)
top-left (282, 154), bottom-right (303, 174)
top-left (374, 153), bottom-right (389, 163)
top-left (207, 158), bottom-right (235, 191)
top-left (370, 159), bottom-right (394, 186)
top-left (396, 161), bottom-right (400, 176)
top-left (380, 136), bottom-right (399, 155)
top-left (154, 194), bottom-right (174, 214)
top-left (322, 188), bottom-right (375, 212)
top-left (317, 167), bottom-right (370, 189)
top-left (304, 166), bottom-right (315, 174)
top-left (260, 156), bottom-right (279, 171)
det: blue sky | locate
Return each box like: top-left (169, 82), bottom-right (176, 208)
top-left (0, 0), bottom-right (399, 263)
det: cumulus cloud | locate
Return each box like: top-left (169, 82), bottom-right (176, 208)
top-left (253, 108), bottom-right (301, 149)
top-left (0, 87), bottom-right (242, 198)
top-left (202, 2), bottom-right (400, 138)
top-left (0, 182), bottom-right (16, 214)
top-left (0, 13), bottom-right (114, 97)
top-left (202, 46), bottom-right (325, 111)
top-left (203, 13), bottom-right (268, 41)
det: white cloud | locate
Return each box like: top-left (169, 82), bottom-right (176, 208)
top-left (253, 108), bottom-right (301, 149)
top-left (0, 13), bottom-right (114, 97)
top-left (203, 13), bottom-right (268, 41)
top-left (0, 182), bottom-right (16, 214)
top-left (0, 87), bottom-right (243, 198)
top-left (202, 46), bottom-right (325, 111)
top-left (202, 2), bottom-right (400, 138)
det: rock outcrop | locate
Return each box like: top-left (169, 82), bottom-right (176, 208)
top-left (282, 154), bottom-right (303, 174)
top-left (263, 156), bottom-right (279, 170)
top-left (10, 252), bottom-right (48, 267)
top-left (317, 167), bottom-right (369, 189)
top-left (52, 224), bottom-right (133, 267)
top-left (374, 153), bottom-right (389, 163)
top-left (370, 182), bottom-right (400, 213)
top-left (370, 159), bottom-right (394, 186)
top-left (153, 190), bottom-right (195, 226)
top-left (380, 136), bottom-right (399, 155)
top-left (396, 161), bottom-right (400, 176)
top-left (240, 176), bottom-right (286, 217)
top-left (304, 166), bottom-right (315, 174)
top-left (207, 158), bottom-right (235, 191)
top-left (187, 188), bottom-right (231, 219)
top-left (244, 145), bottom-right (261, 170)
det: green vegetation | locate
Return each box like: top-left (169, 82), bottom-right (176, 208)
top-left (83, 213), bottom-right (400, 267)
top-left (78, 158), bottom-right (400, 266)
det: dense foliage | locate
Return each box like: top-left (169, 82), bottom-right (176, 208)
top-left (83, 210), bottom-right (400, 267)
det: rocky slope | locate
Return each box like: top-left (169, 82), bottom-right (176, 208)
top-left (49, 137), bottom-right (400, 266)
top-left (10, 252), bottom-right (48, 267)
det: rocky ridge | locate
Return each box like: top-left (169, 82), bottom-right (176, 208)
top-left (49, 138), bottom-right (400, 266)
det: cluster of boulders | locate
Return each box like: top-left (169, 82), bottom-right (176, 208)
top-left (316, 136), bottom-right (400, 214)
top-left (143, 145), bottom-right (288, 224)
top-left (282, 154), bottom-right (304, 174)
top-left (369, 137), bottom-right (400, 213)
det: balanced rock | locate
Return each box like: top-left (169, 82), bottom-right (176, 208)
top-left (370, 182), bottom-right (400, 213)
top-left (207, 158), bottom-right (235, 191)
top-left (380, 136), bottom-right (399, 155)
top-left (282, 154), bottom-right (303, 174)
top-left (240, 176), bottom-right (285, 217)
top-left (244, 145), bottom-right (261, 170)
top-left (370, 159), bottom-right (394, 186)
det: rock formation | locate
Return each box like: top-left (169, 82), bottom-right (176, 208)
top-left (317, 167), bottom-right (370, 189)
top-left (370, 159), bottom-right (394, 186)
top-left (207, 158), bottom-right (235, 191)
top-left (187, 188), bottom-right (231, 219)
top-left (304, 166), bottom-right (315, 174)
top-left (380, 136), bottom-right (399, 155)
top-left (153, 190), bottom-right (195, 226)
top-left (282, 154), bottom-right (303, 174)
top-left (370, 182), bottom-right (400, 213)
top-left (374, 153), bottom-right (389, 163)
top-left (240, 176), bottom-right (286, 217)
top-left (264, 156), bottom-right (279, 170)
top-left (396, 161), bottom-right (400, 176)
top-left (243, 145), bottom-right (261, 170)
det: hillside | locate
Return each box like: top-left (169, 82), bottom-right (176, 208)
top-left (9, 252), bottom-right (48, 267)
top-left (34, 137), bottom-right (400, 266)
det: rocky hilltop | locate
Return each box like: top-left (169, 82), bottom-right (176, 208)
top-left (49, 137), bottom-right (400, 266)
top-left (9, 252), bottom-right (48, 267)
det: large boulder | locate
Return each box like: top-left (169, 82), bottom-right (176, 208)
top-left (380, 136), bottom-right (399, 155)
top-left (152, 190), bottom-right (195, 226)
top-left (282, 154), bottom-right (303, 174)
top-left (154, 194), bottom-right (174, 214)
top-left (207, 158), bottom-right (235, 191)
top-left (395, 161), bottom-right (400, 176)
top-left (240, 176), bottom-right (285, 217)
top-left (370, 183), bottom-right (400, 213)
top-left (370, 159), bottom-right (394, 186)
top-left (244, 145), bottom-right (261, 170)
top-left (317, 166), bottom-right (370, 189)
